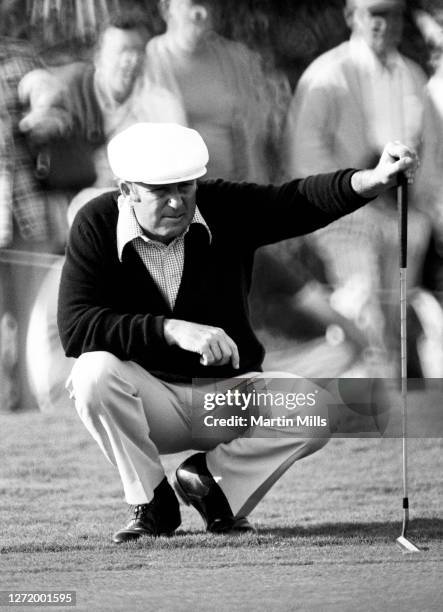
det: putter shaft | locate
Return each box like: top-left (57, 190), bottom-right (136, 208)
top-left (397, 174), bottom-right (420, 553)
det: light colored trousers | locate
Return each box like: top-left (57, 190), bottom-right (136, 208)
top-left (68, 351), bottom-right (340, 516)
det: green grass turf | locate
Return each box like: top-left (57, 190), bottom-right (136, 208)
top-left (0, 394), bottom-right (442, 611)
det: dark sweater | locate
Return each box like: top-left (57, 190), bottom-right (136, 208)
top-left (57, 171), bottom-right (371, 382)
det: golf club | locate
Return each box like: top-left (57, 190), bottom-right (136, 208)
top-left (396, 172), bottom-right (420, 553)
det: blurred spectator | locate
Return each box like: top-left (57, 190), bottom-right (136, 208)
top-left (20, 11), bottom-right (185, 197)
top-left (416, 10), bottom-right (443, 381)
top-left (144, 0), bottom-right (291, 183)
top-left (0, 37), bottom-right (73, 411)
top-left (0, 38), bottom-right (70, 251)
top-left (250, 239), bottom-right (369, 377)
top-left (416, 7), bottom-right (443, 299)
top-left (284, 0), bottom-right (434, 372)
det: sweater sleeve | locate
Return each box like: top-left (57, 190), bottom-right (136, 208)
top-left (199, 169), bottom-right (374, 250)
top-left (57, 213), bottom-right (168, 361)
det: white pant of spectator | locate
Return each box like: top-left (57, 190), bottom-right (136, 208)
top-left (68, 351), bottom-right (339, 515)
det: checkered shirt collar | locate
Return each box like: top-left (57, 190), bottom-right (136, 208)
top-left (116, 194), bottom-right (211, 261)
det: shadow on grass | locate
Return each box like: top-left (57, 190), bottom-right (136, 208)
top-left (2, 519), bottom-right (441, 555)
top-left (258, 518), bottom-right (443, 541)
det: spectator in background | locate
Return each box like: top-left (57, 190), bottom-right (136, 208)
top-left (0, 37), bottom-right (73, 411)
top-left (0, 38), bottom-right (71, 251)
top-left (20, 11), bottom-right (185, 211)
top-left (416, 8), bottom-right (443, 293)
top-left (284, 0), bottom-right (434, 373)
top-left (144, 0), bottom-right (290, 184)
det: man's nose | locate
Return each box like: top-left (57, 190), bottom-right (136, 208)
top-left (167, 197), bottom-right (181, 208)
top-left (166, 188), bottom-right (184, 209)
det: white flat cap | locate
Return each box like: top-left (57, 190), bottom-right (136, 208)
top-left (107, 123), bottom-right (209, 184)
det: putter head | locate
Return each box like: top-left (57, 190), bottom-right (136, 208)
top-left (396, 535), bottom-right (420, 553)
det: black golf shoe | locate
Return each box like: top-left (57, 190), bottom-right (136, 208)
top-left (173, 452), bottom-right (255, 534)
top-left (113, 478), bottom-right (181, 543)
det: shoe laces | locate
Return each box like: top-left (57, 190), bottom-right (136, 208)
top-left (125, 504), bottom-right (156, 532)
top-left (132, 503), bottom-right (151, 521)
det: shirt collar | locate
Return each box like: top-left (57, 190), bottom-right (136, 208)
top-left (349, 34), bottom-right (402, 72)
top-left (116, 194), bottom-right (212, 261)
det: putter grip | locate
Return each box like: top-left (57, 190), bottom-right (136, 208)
top-left (397, 173), bottom-right (408, 269)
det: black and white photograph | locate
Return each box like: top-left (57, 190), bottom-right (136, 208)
top-left (0, 1), bottom-right (442, 610)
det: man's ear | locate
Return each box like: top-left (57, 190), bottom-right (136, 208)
top-left (119, 181), bottom-right (129, 196)
top-left (119, 181), bottom-right (139, 200)
top-left (191, 5), bottom-right (208, 25)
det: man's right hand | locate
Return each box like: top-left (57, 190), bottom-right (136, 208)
top-left (351, 141), bottom-right (418, 199)
top-left (163, 319), bottom-right (240, 369)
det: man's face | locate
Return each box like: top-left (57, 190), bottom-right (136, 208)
top-left (128, 180), bottom-right (197, 243)
top-left (166, 0), bottom-right (215, 36)
top-left (352, 3), bottom-right (404, 58)
top-left (95, 27), bottom-right (148, 102)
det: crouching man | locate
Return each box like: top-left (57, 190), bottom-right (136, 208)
top-left (57, 123), bottom-right (416, 543)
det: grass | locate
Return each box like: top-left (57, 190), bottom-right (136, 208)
top-left (0, 393), bottom-right (442, 611)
